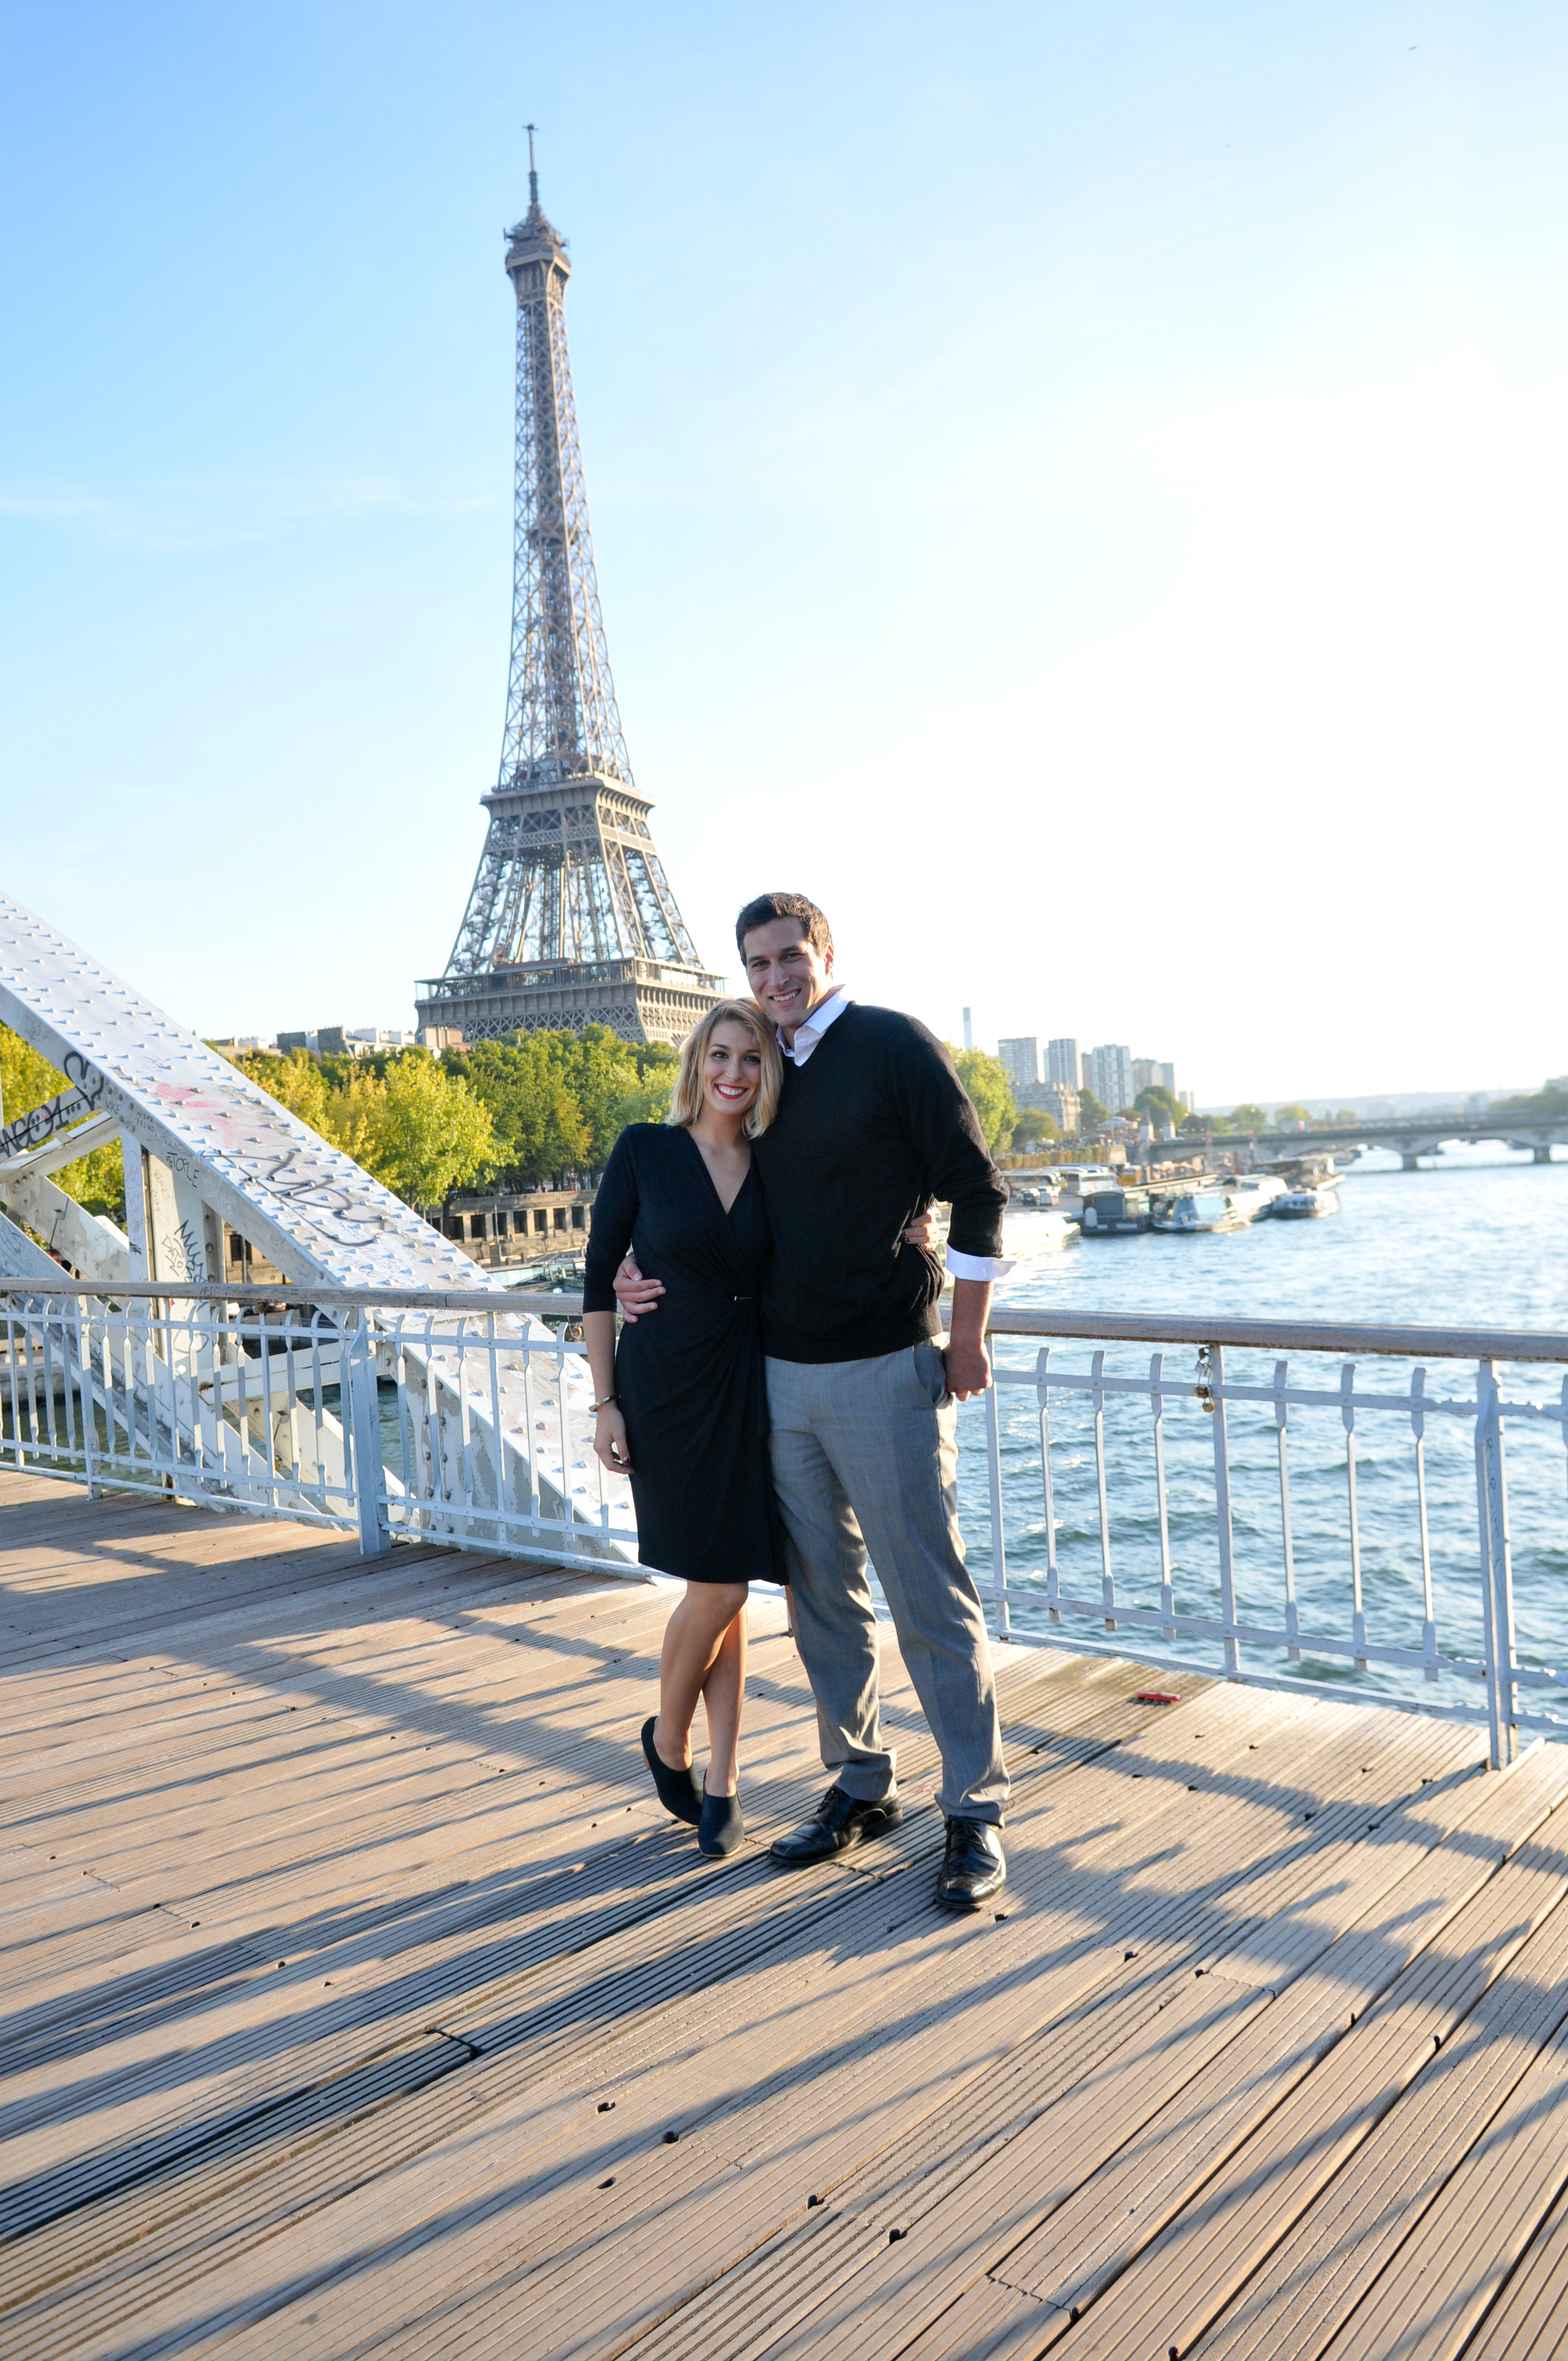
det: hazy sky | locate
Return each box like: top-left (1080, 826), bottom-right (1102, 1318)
top-left (3, 1), bottom-right (1564, 1104)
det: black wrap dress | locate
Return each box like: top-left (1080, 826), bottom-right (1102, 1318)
top-left (583, 1123), bottom-right (783, 1586)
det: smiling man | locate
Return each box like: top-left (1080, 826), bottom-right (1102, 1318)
top-left (616, 889), bottom-right (1012, 1910)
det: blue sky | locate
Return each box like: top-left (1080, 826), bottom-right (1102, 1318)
top-left (3, 1), bottom-right (1564, 1101)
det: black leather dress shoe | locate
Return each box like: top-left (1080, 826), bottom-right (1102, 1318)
top-left (768, 1783), bottom-right (904, 1865)
top-left (935, 1817), bottom-right (1006, 1911)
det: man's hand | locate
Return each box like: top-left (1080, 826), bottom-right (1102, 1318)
top-left (903, 1208), bottom-right (936, 1251)
top-left (944, 1276), bottom-right (993, 1400)
top-left (943, 1335), bottom-right (992, 1399)
top-left (613, 1253), bottom-right (665, 1322)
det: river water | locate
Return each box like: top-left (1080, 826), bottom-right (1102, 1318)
top-left (953, 1150), bottom-right (1568, 1724)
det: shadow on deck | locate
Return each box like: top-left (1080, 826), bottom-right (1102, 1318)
top-left (4, 1468), bottom-right (1568, 2361)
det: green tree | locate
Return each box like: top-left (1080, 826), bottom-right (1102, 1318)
top-left (1077, 1087), bottom-right (1110, 1132)
top-left (231, 1046), bottom-right (334, 1134)
top-left (561, 1024), bottom-right (647, 1169)
top-left (1232, 1103), bottom-right (1269, 1132)
top-left (462, 1036), bottom-right (590, 1187)
top-left (1, 1021), bottom-right (126, 1223)
top-left (1274, 1103), bottom-right (1311, 1126)
top-left (1, 1022), bottom-right (61, 1120)
top-left (950, 1048), bottom-right (1017, 1155)
top-left (361, 1054), bottom-right (495, 1205)
top-left (1135, 1085), bottom-right (1184, 1129)
top-left (322, 1069), bottom-right (389, 1170)
top-left (614, 1068), bottom-right (675, 1129)
top-left (1491, 1085), bottom-right (1568, 1120)
top-left (1011, 1106), bottom-right (1061, 1151)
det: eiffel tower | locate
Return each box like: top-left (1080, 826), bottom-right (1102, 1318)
top-left (416, 139), bottom-right (724, 1048)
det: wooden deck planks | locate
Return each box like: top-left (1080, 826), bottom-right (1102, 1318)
top-left (34, 1705), bottom-right (1458, 2355)
top-left (8, 1472), bottom-right (1568, 2361)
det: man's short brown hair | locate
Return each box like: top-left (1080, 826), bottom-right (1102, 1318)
top-left (735, 891), bottom-right (833, 962)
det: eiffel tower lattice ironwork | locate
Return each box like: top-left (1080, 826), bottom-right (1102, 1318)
top-left (416, 143), bottom-right (723, 1048)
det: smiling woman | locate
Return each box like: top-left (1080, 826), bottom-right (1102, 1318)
top-left (580, 999), bottom-right (785, 1860)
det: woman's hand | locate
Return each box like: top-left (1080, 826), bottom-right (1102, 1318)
top-left (903, 1207), bottom-right (938, 1250)
top-left (593, 1403), bottom-right (633, 1474)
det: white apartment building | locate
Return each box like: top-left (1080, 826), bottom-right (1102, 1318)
top-left (997, 1037), bottom-right (1040, 1090)
top-left (1046, 1037), bottom-right (1079, 1087)
top-left (1086, 1044), bottom-right (1135, 1115)
top-left (1042, 1080), bottom-right (1080, 1135)
top-left (1013, 1080), bottom-right (1081, 1135)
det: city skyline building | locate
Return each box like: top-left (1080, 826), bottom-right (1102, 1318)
top-left (1042, 1080), bottom-right (1081, 1135)
top-left (1046, 1037), bottom-right (1079, 1088)
top-left (416, 144), bottom-right (724, 1046)
top-left (998, 1036), bottom-right (1040, 1090)
top-left (1132, 1057), bottom-right (1176, 1096)
top-left (1086, 1043), bottom-right (1135, 1114)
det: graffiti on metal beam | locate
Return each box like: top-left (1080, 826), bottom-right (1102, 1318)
top-left (0, 1053), bottom-right (107, 1161)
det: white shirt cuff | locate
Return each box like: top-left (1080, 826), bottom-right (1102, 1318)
top-left (945, 1248), bottom-right (1016, 1282)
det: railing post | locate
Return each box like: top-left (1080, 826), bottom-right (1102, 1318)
top-left (983, 1374), bottom-right (1010, 1635)
top-left (1273, 1359), bottom-right (1299, 1662)
top-left (1342, 1364), bottom-right (1367, 1670)
top-left (1090, 1348), bottom-right (1116, 1631)
top-left (1151, 1352), bottom-right (1175, 1644)
top-left (76, 1292), bottom-right (102, 1497)
top-left (344, 1314), bottom-right (389, 1558)
top-left (1036, 1347), bottom-right (1061, 1625)
top-left (1209, 1344), bottom-right (1241, 1675)
top-left (1475, 1358), bottom-right (1518, 1769)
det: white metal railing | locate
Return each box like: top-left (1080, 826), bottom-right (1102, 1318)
top-left (5, 1284), bottom-right (1566, 1769)
top-left (0, 1279), bottom-right (637, 1577)
top-left (975, 1310), bottom-right (1568, 1770)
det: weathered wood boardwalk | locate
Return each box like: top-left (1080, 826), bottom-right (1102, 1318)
top-left (5, 1469), bottom-right (1568, 2360)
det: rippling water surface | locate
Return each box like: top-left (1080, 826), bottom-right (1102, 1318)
top-left (952, 1150), bottom-right (1568, 1721)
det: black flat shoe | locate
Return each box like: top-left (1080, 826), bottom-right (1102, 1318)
top-left (768, 1783), bottom-right (903, 1865)
top-left (935, 1817), bottom-right (1006, 1911)
top-left (698, 1783), bottom-right (744, 1858)
top-left (642, 1716), bottom-right (702, 1825)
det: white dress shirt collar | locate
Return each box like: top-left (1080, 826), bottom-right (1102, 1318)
top-left (780, 986), bottom-right (851, 1067)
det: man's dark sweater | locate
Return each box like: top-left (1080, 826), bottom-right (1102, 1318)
top-left (752, 1001), bottom-right (1009, 1365)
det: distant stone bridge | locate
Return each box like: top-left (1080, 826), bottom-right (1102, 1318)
top-left (1189, 1115), bottom-right (1568, 1172)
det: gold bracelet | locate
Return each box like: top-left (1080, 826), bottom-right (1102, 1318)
top-left (591, 1393), bottom-right (619, 1412)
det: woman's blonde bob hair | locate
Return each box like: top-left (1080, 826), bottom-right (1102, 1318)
top-left (666, 999), bottom-right (781, 1138)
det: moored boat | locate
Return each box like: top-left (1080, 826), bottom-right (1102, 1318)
top-left (1225, 1172), bottom-right (1288, 1221)
top-left (1273, 1185), bottom-right (1340, 1218)
top-left (1152, 1189), bottom-right (1252, 1235)
top-left (1079, 1187), bottom-right (1153, 1236)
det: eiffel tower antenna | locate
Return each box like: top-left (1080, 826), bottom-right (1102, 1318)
top-left (417, 151), bottom-right (723, 1048)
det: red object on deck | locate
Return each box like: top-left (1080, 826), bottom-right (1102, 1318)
top-left (1134, 1690), bottom-right (1181, 1704)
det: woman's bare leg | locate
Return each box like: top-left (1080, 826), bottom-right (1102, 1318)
top-left (700, 1609), bottom-right (748, 1796)
top-left (654, 1583), bottom-right (750, 1782)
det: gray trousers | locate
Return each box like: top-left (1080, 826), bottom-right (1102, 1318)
top-left (765, 1342), bottom-right (1010, 1825)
